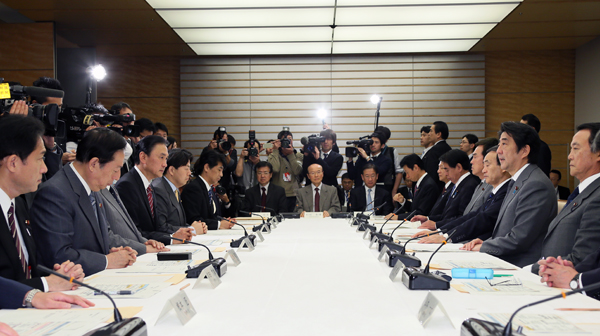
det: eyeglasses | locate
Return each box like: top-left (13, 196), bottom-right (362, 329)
top-left (308, 171), bottom-right (323, 175)
top-left (485, 277), bottom-right (522, 287)
top-left (256, 172), bottom-right (271, 176)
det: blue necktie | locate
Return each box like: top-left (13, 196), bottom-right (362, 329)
top-left (89, 193), bottom-right (99, 222)
top-left (483, 193), bottom-right (495, 210)
top-left (324, 153), bottom-right (328, 160)
top-left (366, 188), bottom-right (373, 211)
top-left (565, 187), bottom-right (579, 207)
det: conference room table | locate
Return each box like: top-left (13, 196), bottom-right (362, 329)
top-left (2, 217), bottom-right (600, 336)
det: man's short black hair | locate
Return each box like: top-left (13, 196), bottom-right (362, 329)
top-left (371, 132), bottom-right (387, 145)
top-left (135, 118), bottom-right (155, 133)
top-left (76, 128), bottom-right (127, 165)
top-left (255, 161), bottom-right (273, 174)
top-left (550, 169), bottom-right (562, 180)
top-left (165, 148), bottom-right (193, 174)
top-left (31, 77), bottom-right (63, 104)
top-left (498, 121), bottom-right (540, 164)
top-left (0, 115), bottom-right (45, 163)
top-left (432, 121), bottom-right (449, 140)
top-left (244, 139), bottom-right (262, 149)
top-left (278, 130), bottom-right (293, 140)
top-left (228, 134), bottom-right (236, 146)
top-left (134, 135), bottom-right (168, 165)
top-left (420, 126), bottom-right (431, 133)
top-left (576, 123), bottom-right (600, 153)
top-left (400, 154), bottom-right (425, 171)
top-left (362, 162), bottom-right (378, 174)
top-left (476, 138), bottom-right (499, 155)
top-left (154, 122), bottom-right (168, 134)
top-left (213, 127), bottom-right (227, 140)
top-left (320, 129), bottom-right (337, 143)
top-left (440, 149), bottom-right (471, 171)
top-left (111, 102), bottom-right (132, 113)
top-left (521, 114), bottom-right (541, 133)
top-left (341, 172), bottom-right (351, 180)
top-left (193, 149), bottom-right (226, 177)
top-left (484, 145), bottom-right (501, 165)
top-left (374, 126), bottom-right (391, 143)
top-left (463, 134), bottom-right (479, 145)
top-left (167, 136), bottom-right (177, 148)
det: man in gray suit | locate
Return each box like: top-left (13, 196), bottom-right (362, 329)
top-left (462, 138), bottom-right (498, 215)
top-left (463, 122), bottom-right (557, 267)
top-left (533, 123), bottom-right (600, 274)
top-left (295, 164), bottom-right (341, 217)
top-left (31, 128), bottom-right (138, 275)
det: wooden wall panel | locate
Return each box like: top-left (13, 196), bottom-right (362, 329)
top-left (485, 50), bottom-right (575, 188)
top-left (96, 56), bottom-right (180, 140)
top-left (0, 22), bottom-right (54, 85)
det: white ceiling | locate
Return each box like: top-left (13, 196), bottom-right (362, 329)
top-left (146, 0), bottom-right (522, 55)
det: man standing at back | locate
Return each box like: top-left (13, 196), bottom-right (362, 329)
top-left (521, 114), bottom-right (552, 176)
top-left (423, 121), bottom-right (452, 190)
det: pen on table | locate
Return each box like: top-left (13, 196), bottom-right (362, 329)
top-left (555, 308), bottom-right (600, 311)
top-left (180, 283), bottom-right (190, 291)
top-left (493, 274), bottom-right (514, 277)
top-left (94, 290), bottom-right (134, 295)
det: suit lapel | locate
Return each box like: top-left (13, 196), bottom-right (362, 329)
top-left (304, 186), bottom-right (313, 211)
top-left (546, 177), bottom-right (600, 235)
top-left (495, 165), bottom-right (534, 231)
top-left (103, 188), bottom-right (136, 232)
top-left (0, 205), bottom-right (26, 278)
top-left (319, 185), bottom-right (327, 211)
top-left (163, 178), bottom-right (185, 224)
top-left (131, 169), bottom-right (153, 218)
top-left (15, 200), bottom-right (36, 268)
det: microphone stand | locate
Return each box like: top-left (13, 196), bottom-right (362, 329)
top-left (218, 216), bottom-right (257, 248)
top-left (171, 237), bottom-right (227, 277)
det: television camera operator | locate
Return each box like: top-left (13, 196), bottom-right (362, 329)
top-left (346, 131), bottom-right (393, 191)
top-left (301, 128), bottom-right (343, 188)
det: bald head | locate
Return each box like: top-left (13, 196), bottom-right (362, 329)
top-left (307, 163), bottom-right (324, 186)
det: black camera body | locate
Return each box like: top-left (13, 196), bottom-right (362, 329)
top-left (248, 130), bottom-right (258, 157)
top-left (346, 137), bottom-right (373, 157)
top-left (218, 138), bottom-right (231, 151)
top-left (302, 134), bottom-right (325, 154)
top-left (280, 138), bottom-right (291, 149)
top-left (215, 184), bottom-right (227, 196)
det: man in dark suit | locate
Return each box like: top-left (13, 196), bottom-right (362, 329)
top-left (428, 162), bottom-right (454, 218)
top-left (31, 128), bottom-right (138, 275)
top-left (463, 122), bottom-right (557, 267)
top-left (302, 128), bottom-right (343, 187)
top-left (116, 136), bottom-right (194, 246)
top-left (347, 132), bottom-right (393, 191)
top-left (153, 148), bottom-right (207, 235)
top-left (532, 123), bottom-right (600, 274)
top-left (550, 169), bottom-right (571, 200)
top-left (0, 276), bottom-right (94, 310)
top-left (422, 121), bottom-right (452, 191)
top-left (386, 154), bottom-right (439, 220)
top-left (242, 161), bottom-right (287, 215)
top-left (416, 146), bottom-right (511, 244)
top-left (413, 149), bottom-right (480, 229)
top-left (521, 114), bottom-right (552, 176)
top-left (0, 115), bottom-right (85, 292)
top-left (350, 163), bottom-right (393, 215)
top-left (462, 138), bottom-right (498, 215)
top-left (181, 150), bottom-right (236, 230)
top-left (337, 173), bottom-right (354, 212)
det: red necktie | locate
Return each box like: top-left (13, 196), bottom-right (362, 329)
top-left (314, 187), bottom-right (320, 212)
top-left (8, 202), bottom-right (30, 279)
top-left (146, 186), bottom-right (154, 218)
top-left (261, 187), bottom-right (267, 207)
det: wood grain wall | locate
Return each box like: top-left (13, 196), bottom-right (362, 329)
top-left (95, 56), bottom-right (181, 140)
top-left (485, 50), bottom-right (575, 188)
top-left (0, 22), bottom-right (54, 86)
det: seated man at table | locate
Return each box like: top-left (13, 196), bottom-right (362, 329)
top-left (0, 276), bottom-right (94, 310)
top-left (350, 163), bottom-right (393, 215)
top-left (426, 161), bottom-right (454, 219)
top-left (295, 163), bottom-right (341, 217)
top-left (242, 161), bottom-right (287, 216)
top-left (538, 252), bottom-right (600, 300)
top-left (414, 146), bottom-right (511, 244)
top-left (337, 173), bottom-right (354, 212)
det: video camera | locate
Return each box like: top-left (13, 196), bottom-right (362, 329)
top-left (301, 134), bottom-right (325, 154)
top-left (346, 135), bottom-right (373, 158)
top-left (60, 103), bottom-right (140, 142)
top-left (0, 79), bottom-right (64, 134)
top-left (248, 130), bottom-right (258, 157)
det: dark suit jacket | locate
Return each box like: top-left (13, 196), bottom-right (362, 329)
top-left (302, 150), bottom-right (344, 187)
top-left (43, 146), bottom-right (63, 181)
top-left (30, 166), bottom-right (111, 276)
top-left (0, 276), bottom-right (32, 309)
top-left (349, 185), bottom-right (394, 216)
top-left (115, 168), bottom-right (171, 245)
top-left (538, 140), bottom-right (552, 177)
top-left (422, 140), bottom-right (452, 190)
top-left (181, 177), bottom-right (220, 230)
top-left (397, 173), bottom-right (440, 219)
top-left (242, 183), bottom-right (287, 216)
top-left (442, 181), bottom-right (510, 243)
top-left (152, 176), bottom-right (188, 233)
top-left (0, 197), bottom-right (44, 290)
top-left (347, 154), bottom-right (393, 189)
top-left (430, 174), bottom-right (481, 224)
top-left (557, 185), bottom-right (571, 200)
top-left (575, 247), bottom-right (600, 299)
top-left (429, 183), bottom-right (454, 218)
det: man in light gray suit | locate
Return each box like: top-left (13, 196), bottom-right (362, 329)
top-left (463, 138), bottom-right (498, 215)
top-left (462, 122), bottom-right (557, 267)
top-left (533, 123), bottom-right (600, 274)
top-left (295, 164), bottom-right (341, 217)
top-left (31, 129), bottom-right (138, 275)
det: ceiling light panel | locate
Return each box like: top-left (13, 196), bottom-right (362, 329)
top-left (334, 24), bottom-right (496, 41)
top-left (156, 8), bottom-right (335, 28)
top-left (335, 4), bottom-right (520, 25)
top-left (147, 0), bottom-right (335, 8)
top-left (190, 42), bottom-right (331, 55)
top-left (333, 40), bottom-right (479, 54)
top-left (176, 27), bottom-right (332, 43)
top-left (338, 0), bottom-right (520, 5)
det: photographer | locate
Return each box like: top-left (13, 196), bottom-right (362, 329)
top-left (112, 102), bottom-right (137, 175)
top-left (235, 138), bottom-right (263, 191)
top-left (154, 122), bottom-right (168, 139)
top-left (267, 129), bottom-right (303, 212)
top-left (347, 131), bottom-right (392, 190)
top-left (375, 126), bottom-right (403, 194)
top-left (301, 128), bottom-right (343, 187)
top-left (205, 127), bottom-right (238, 193)
top-left (135, 118), bottom-right (155, 139)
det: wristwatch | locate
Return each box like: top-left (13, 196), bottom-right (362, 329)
top-left (23, 289), bottom-right (42, 308)
top-left (569, 273), bottom-right (581, 290)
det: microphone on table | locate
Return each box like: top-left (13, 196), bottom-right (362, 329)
top-left (170, 237), bottom-right (227, 277)
top-left (371, 209), bottom-right (416, 245)
top-left (377, 210), bottom-right (419, 253)
top-left (255, 204), bottom-right (283, 223)
top-left (357, 201), bottom-right (387, 232)
top-left (239, 210), bottom-right (270, 232)
top-left (402, 229), bottom-right (457, 290)
top-left (217, 215), bottom-right (257, 249)
top-left (461, 281), bottom-right (600, 336)
top-left (356, 199), bottom-right (378, 221)
top-left (37, 265), bottom-right (147, 336)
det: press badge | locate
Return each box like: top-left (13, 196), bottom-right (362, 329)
top-left (283, 172), bottom-right (292, 182)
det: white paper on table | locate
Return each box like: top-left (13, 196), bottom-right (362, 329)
top-left (405, 242), bottom-right (468, 252)
top-left (453, 278), bottom-right (560, 295)
top-left (116, 260), bottom-right (202, 273)
top-left (87, 274), bottom-right (178, 284)
top-left (434, 259), bottom-right (518, 270)
top-left (74, 282), bottom-right (171, 299)
top-left (478, 313), bottom-right (587, 333)
top-left (0, 309), bottom-right (112, 336)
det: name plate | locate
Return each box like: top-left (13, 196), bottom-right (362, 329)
top-left (389, 260), bottom-right (405, 281)
top-left (193, 264), bottom-right (221, 289)
top-left (369, 235), bottom-right (378, 249)
top-left (255, 212), bottom-right (270, 219)
top-left (155, 290), bottom-right (196, 326)
top-left (239, 237), bottom-right (255, 251)
top-left (255, 229), bottom-right (265, 242)
top-left (417, 292), bottom-right (453, 328)
top-left (304, 212), bottom-right (323, 219)
top-left (378, 245), bottom-right (389, 261)
top-left (224, 249), bottom-right (241, 266)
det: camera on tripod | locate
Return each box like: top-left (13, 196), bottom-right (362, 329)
top-left (301, 134), bottom-right (325, 154)
top-left (248, 130), bottom-right (258, 157)
top-left (346, 136), bottom-right (373, 158)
